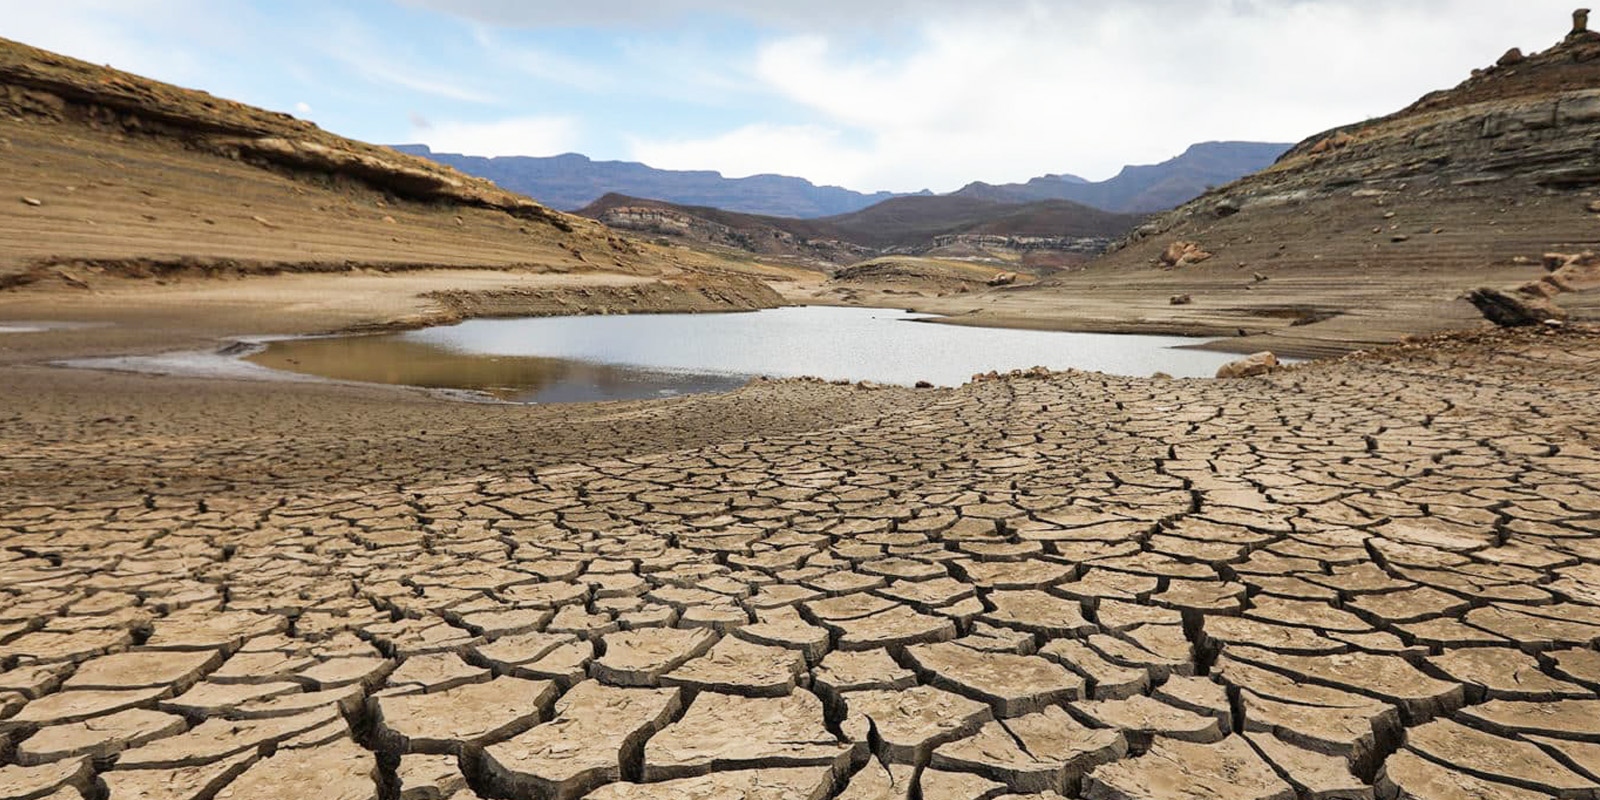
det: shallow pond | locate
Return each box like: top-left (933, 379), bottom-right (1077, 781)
top-left (248, 306), bottom-right (1252, 403)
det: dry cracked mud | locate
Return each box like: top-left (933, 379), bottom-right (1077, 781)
top-left (2, 326), bottom-right (1600, 799)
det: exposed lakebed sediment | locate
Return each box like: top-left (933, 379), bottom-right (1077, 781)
top-left (2, 325), bottom-right (1598, 799)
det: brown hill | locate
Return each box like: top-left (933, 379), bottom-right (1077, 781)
top-left (809, 195), bottom-right (1142, 250)
top-left (953, 11), bottom-right (1600, 354)
top-left (575, 193), bottom-right (872, 265)
top-left (0, 36), bottom-right (721, 290)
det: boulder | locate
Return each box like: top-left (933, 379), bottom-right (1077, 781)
top-left (1498, 47), bottom-right (1527, 67)
top-left (988, 272), bottom-right (1018, 287)
top-left (1159, 242), bottom-right (1213, 267)
top-left (1467, 288), bottom-right (1568, 327)
top-left (1216, 352), bottom-right (1279, 379)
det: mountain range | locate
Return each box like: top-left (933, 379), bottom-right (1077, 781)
top-left (389, 147), bottom-right (907, 218)
top-left (395, 141), bottom-right (1291, 220)
top-left (951, 141), bottom-right (1294, 213)
top-left (576, 192), bottom-right (1143, 261)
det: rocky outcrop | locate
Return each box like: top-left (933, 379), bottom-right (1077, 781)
top-left (1216, 352), bottom-right (1279, 378)
top-left (1468, 288), bottom-right (1568, 327)
top-left (1158, 241), bottom-right (1213, 267)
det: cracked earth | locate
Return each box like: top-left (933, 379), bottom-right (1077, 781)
top-left (3, 327), bottom-right (1600, 800)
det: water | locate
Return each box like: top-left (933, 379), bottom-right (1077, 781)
top-left (248, 306), bottom-right (1253, 403)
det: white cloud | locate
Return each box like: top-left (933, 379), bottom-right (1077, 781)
top-left (625, 0), bottom-right (1580, 191)
top-left (294, 101), bottom-right (313, 114)
top-left (468, 27), bottom-right (615, 92)
top-left (328, 51), bottom-right (500, 105)
top-left (0, 0), bottom-right (215, 84)
top-left (308, 9), bottom-right (502, 105)
top-left (416, 116), bottom-right (582, 157)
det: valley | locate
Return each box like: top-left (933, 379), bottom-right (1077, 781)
top-left (2, 9), bottom-right (1600, 800)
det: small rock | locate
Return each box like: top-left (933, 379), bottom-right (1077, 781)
top-left (914, 380), bottom-right (934, 389)
top-left (1252, 272), bottom-right (1268, 282)
top-left (1391, 234), bottom-right (1410, 243)
top-left (1545, 252), bottom-right (1576, 271)
top-left (1216, 352), bottom-right (1278, 379)
top-left (21, 196), bottom-right (42, 206)
top-left (1169, 294), bottom-right (1193, 306)
top-left (1498, 47), bottom-right (1526, 66)
top-left (1587, 199), bottom-right (1600, 213)
top-left (250, 215), bottom-right (278, 229)
top-left (382, 215), bottom-right (397, 224)
top-left (988, 272), bottom-right (1018, 287)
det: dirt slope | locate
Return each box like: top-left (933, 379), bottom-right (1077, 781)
top-left (0, 36), bottom-right (765, 295)
top-left (963, 14), bottom-right (1600, 354)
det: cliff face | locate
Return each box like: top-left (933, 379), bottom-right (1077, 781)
top-left (1082, 23), bottom-right (1600, 281)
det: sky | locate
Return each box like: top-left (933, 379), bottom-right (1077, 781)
top-left (0, 1), bottom-right (1581, 193)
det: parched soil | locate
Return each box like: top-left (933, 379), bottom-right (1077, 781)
top-left (2, 306), bottom-right (1598, 799)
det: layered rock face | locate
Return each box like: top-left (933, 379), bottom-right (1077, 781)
top-left (1020, 15), bottom-right (1600, 335)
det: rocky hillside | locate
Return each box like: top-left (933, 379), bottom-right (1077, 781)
top-left (954, 141), bottom-right (1292, 213)
top-left (989, 11), bottom-right (1600, 351)
top-left (0, 36), bottom-right (658, 287)
top-left (575, 194), bottom-right (875, 265)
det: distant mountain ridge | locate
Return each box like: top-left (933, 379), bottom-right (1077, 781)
top-left (952, 142), bottom-right (1293, 213)
top-left (395, 141), bottom-right (1292, 220)
top-left (389, 147), bottom-right (911, 218)
top-left (575, 191), bottom-right (1142, 263)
